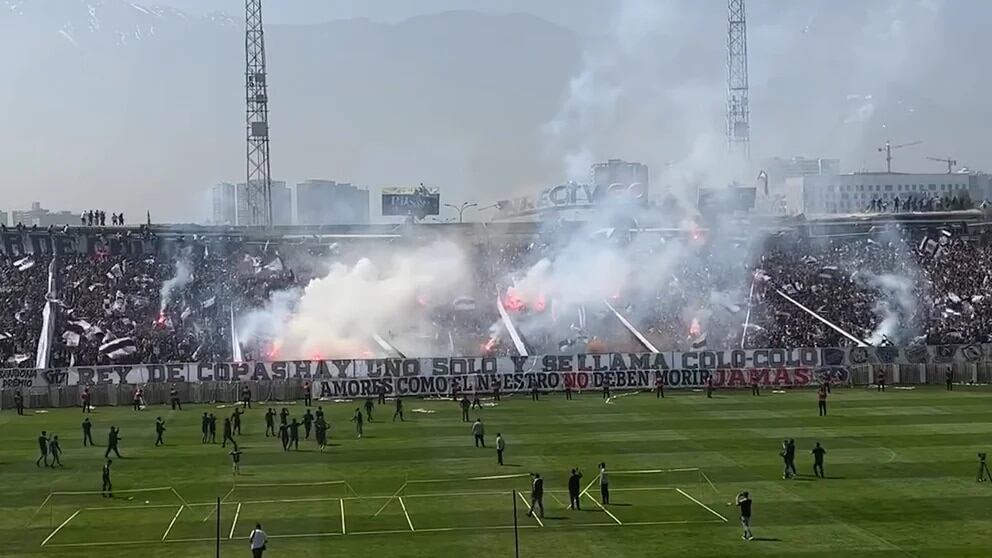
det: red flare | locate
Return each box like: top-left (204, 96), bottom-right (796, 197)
top-left (689, 317), bottom-right (702, 337)
top-left (481, 338), bottom-right (497, 354)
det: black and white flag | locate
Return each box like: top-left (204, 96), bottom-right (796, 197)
top-left (99, 337), bottom-right (137, 360)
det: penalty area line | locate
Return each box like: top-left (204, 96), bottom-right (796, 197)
top-left (41, 509), bottom-right (82, 547)
top-left (228, 502), bottom-right (242, 539)
top-left (675, 488), bottom-right (728, 522)
top-left (398, 497), bottom-right (415, 531)
top-left (162, 506), bottom-right (185, 541)
top-left (517, 492), bottom-right (544, 527)
top-left (583, 493), bottom-right (622, 525)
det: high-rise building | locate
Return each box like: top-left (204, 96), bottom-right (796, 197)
top-left (235, 180), bottom-right (290, 226)
top-left (591, 159), bottom-right (650, 191)
top-left (0, 211), bottom-right (7, 227)
top-left (296, 180), bottom-right (370, 225)
top-left (211, 182), bottom-right (237, 225)
top-left (11, 202), bottom-right (80, 227)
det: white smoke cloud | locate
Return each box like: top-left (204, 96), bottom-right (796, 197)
top-left (238, 240), bottom-right (472, 359)
top-left (159, 251), bottom-right (193, 312)
top-left (866, 273), bottom-right (917, 346)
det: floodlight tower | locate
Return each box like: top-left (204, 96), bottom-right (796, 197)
top-left (245, 0), bottom-right (273, 227)
top-left (727, 0), bottom-right (750, 159)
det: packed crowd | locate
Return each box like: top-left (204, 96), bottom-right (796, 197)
top-left (3, 224), bottom-right (992, 369)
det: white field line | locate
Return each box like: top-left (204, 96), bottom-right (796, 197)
top-left (548, 491), bottom-right (569, 509)
top-left (43, 518), bottom-right (728, 548)
top-left (162, 506), bottom-right (184, 541)
top-left (517, 492), bottom-right (544, 527)
top-left (578, 473), bottom-right (601, 499)
top-left (582, 493), bottom-right (622, 525)
top-left (228, 502), bottom-right (242, 539)
top-left (398, 497), bottom-right (415, 531)
top-left (675, 488), bottom-right (728, 523)
top-left (41, 509), bottom-right (82, 546)
top-left (340, 499), bottom-right (347, 535)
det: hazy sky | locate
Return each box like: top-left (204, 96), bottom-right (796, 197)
top-left (1, 0), bottom-right (988, 223)
top-left (154, 0), bottom-right (604, 33)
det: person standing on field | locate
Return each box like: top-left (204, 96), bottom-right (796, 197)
top-left (302, 409), bottom-right (314, 439)
top-left (472, 418), bottom-right (485, 448)
top-left (568, 469), bottom-right (582, 510)
top-left (264, 408), bottom-right (276, 437)
top-left (352, 408), bottom-right (363, 438)
top-left (364, 398), bottom-right (375, 422)
top-left (303, 381), bottom-right (312, 407)
top-left (249, 523), bottom-right (268, 557)
top-left (14, 390), bottom-right (24, 415)
top-left (730, 491), bottom-right (753, 540)
top-left (811, 442), bottom-right (826, 478)
top-left (460, 396), bottom-right (471, 422)
top-left (82, 418), bottom-right (94, 446)
top-left (36, 431), bottom-right (50, 467)
top-left (817, 384), bottom-right (828, 417)
top-left (154, 417), bottom-right (166, 447)
top-left (599, 462), bottom-right (610, 505)
top-left (48, 435), bottom-right (63, 468)
top-left (393, 397), bottom-right (404, 422)
top-left (496, 433), bottom-right (505, 465)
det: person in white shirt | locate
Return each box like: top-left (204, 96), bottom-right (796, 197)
top-left (472, 418), bottom-right (485, 448)
top-left (249, 523), bottom-right (268, 557)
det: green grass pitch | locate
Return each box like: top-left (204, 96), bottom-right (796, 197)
top-left (2, 386), bottom-right (992, 557)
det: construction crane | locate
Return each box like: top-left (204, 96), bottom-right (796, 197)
top-left (877, 140), bottom-right (921, 173)
top-left (926, 156), bottom-right (957, 174)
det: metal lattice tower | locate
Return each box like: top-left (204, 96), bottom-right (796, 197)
top-left (245, 0), bottom-right (272, 227)
top-left (727, 0), bottom-right (750, 159)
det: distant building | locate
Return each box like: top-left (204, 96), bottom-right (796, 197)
top-left (230, 180), bottom-right (290, 226)
top-left (591, 159), bottom-right (649, 191)
top-left (0, 211), bottom-right (7, 227)
top-left (765, 156), bottom-right (840, 184)
top-left (11, 202), bottom-right (80, 227)
top-left (803, 172), bottom-right (972, 214)
top-left (211, 182), bottom-right (237, 225)
top-left (296, 180), bottom-right (370, 225)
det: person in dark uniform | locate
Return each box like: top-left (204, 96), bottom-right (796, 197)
top-left (104, 427), bottom-right (122, 458)
top-left (279, 423), bottom-right (290, 451)
top-left (602, 378), bottom-right (611, 400)
top-left (978, 453), bottom-right (991, 483)
top-left (705, 377), bottom-right (714, 398)
top-left (568, 469), bottom-right (583, 510)
top-left (132, 386), bottom-right (142, 411)
top-left (82, 418), bottom-right (94, 446)
top-left (154, 417), bottom-right (166, 447)
top-left (527, 473), bottom-right (545, 518)
top-left (48, 435), bottom-right (63, 468)
top-left (377, 383), bottom-right (386, 405)
top-left (811, 442), bottom-right (826, 478)
top-left (169, 384), bottom-right (182, 410)
top-left (208, 413), bottom-right (217, 443)
top-left (460, 396), bottom-right (470, 422)
top-left (656, 375), bottom-right (665, 398)
top-left (264, 408), bottom-right (276, 437)
top-left (731, 491), bottom-right (753, 540)
top-left (750, 374), bottom-right (759, 396)
top-left (241, 384), bottom-right (252, 409)
top-left (393, 397), bottom-right (404, 422)
top-left (201, 412), bottom-right (210, 443)
top-left (779, 440), bottom-right (792, 479)
top-left (471, 392), bottom-right (482, 409)
top-left (817, 384), bottom-right (828, 416)
top-left (531, 382), bottom-right (540, 401)
top-left (564, 381), bottom-right (573, 400)
top-left (496, 433), bottom-right (505, 465)
top-left (232, 408), bottom-right (243, 436)
top-left (81, 387), bottom-right (92, 413)
top-left (946, 370), bottom-right (953, 391)
top-left (876, 369), bottom-right (886, 392)
top-left (36, 431), bottom-right (50, 467)
top-left (364, 398), bottom-right (375, 423)
top-left (303, 381), bottom-right (312, 407)
top-left (302, 409), bottom-right (314, 439)
top-left (351, 408), bottom-right (364, 438)
top-left (14, 390), bottom-right (25, 415)
top-left (315, 417), bottom-right (328, 451)
top-left (289, 419), bottom-right (301, 450)
top-left (279, 407), bottom-right (289, 426)
top-left (102, 459), bottom-right (113, 498)
top-left (599, 462), bottom-right (610, 504)
top-left (492, 379), bottom-right (501, 402)
top-left (222, 417), bottom-right (235, 448)
top-left (315, 406), bottom-right (325, 424)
